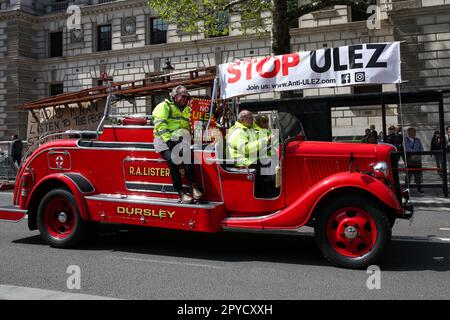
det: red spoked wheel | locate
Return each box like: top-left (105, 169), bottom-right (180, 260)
top-left (43, 197), bottom-right (76, 240)
top-left (315, 195), bottom-right (391, 269)
top-left (326, 207), bottom-right (378, 258)
top-left (38, 189), bottom-right (89, 248)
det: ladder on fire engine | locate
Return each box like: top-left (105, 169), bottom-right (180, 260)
top-left (17, 67), bottom-right (216, 110)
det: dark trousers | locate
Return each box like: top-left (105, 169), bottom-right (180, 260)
top-left (160, 149), bottom-right (196, 193)
top-left (406, 166), bottom-right (423, 187)
top-left (434, 154), bottom-right (443, 176)
top-left (12, 154), bottom-right (21, 166)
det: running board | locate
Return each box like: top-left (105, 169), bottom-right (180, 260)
top-left (0, 206), bottom-right (27, 222)
top-left (84, 194), bottom-right (225, 232)
top-left (85, 194), bottom-right (222, 209)
top-left (221, 211), bottom-right (280, 230)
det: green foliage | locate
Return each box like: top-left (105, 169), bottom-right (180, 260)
top-left (148, 0), bottom-right (272, 37)
top-left (149, 0), bottom-right (374, 37)
top-left (148, 0), bottom-right (374, 53)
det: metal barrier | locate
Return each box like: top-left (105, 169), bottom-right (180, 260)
top-left (0, 141), bottom-right (17, 184)
top-left (392, 150), bottom-right (449, 197)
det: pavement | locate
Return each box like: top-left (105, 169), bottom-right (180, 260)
top-left (0, 285), bottom-right (119, 300)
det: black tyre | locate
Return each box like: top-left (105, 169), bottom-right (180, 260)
top-left (314, 195), bottom-right (391, 269)
top-left (37, 189), bottom-right (89, 248)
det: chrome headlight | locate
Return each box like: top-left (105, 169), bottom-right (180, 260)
top-left (371, 161), bottom-right (388, 178)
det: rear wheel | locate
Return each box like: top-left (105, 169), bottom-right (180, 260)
top-left (314, 195), bottom-right (391, 269)
top-left (37, 189), bottom-right (89, 248)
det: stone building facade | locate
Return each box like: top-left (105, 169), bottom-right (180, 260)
top-left (0, 0), bottom-right (449, 147)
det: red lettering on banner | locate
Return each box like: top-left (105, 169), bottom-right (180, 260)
top-left (282, 53), bottom-right (300, 76)
top-left (246, 62), bottom-right (254, 80)
top-left (256, 57), bottom-right (280, 79)
top-left (227, 64), bottom-right (241, 84)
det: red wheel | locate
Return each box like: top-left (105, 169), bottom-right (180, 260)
top-left (43, 197), bottom-right (76, 240)
top-left (315, 195), bottom-right (391, 269)
top-left (326, 207), bottom-right (378, 258)
top-left (38, 189), bottom-right (89, 248)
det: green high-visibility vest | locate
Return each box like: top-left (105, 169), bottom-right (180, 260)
top-left (226, 121), bottom-right (270, 166)
top-left (152, 99), bottom-right (192, 142)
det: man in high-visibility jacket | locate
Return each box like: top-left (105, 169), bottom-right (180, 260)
top-left (253, 114), bottom-right (270, 133)
top-left (253, 114), bottom-right (272, 157)
top-left (152, 85), bottom-right (203, 203)
top-left (226, 110), bottom-right (271, 167)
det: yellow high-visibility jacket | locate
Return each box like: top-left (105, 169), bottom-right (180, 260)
top-left (226, 121), bottom-right (270, 166)
top-left (152, 99), bottom-right (191, 149)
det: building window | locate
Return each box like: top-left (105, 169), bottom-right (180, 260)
top-left (49, 31), bottom-right (63, 58)
top-left (208, 11), bottom-right (230, 37)
top-left (150, 18), bottom-right (168, 45)
top-left (50, 0), bottom-right (69, 13)
top-left (0, 1), bottom-right (10, 10)
top-left (49, 83), bottom-right (64, 96)
top-left (353, 85), bottom-right (382, 95)
top-left (97, 25), bottom-right (112, 51)
top-left (352, 0), bottom-right (377, 22)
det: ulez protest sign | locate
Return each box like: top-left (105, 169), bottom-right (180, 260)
top-left (217, 42), bottom-right (401, 99)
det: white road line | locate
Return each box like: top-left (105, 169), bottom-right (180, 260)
top-left (433, 237), bottom-right (450, 242)
top-left (392, 236), bottom-right (450, 243)
top-left (0, 285), bottom-right (119, 300)
top-left (439, 228), bottom-right (450, 231)
top-left (414, 207), bottom-right (450, 212)
top-left (117, 256), bottom-right (226, 270)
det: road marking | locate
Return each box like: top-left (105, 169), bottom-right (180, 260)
top-left (393, 236), bottom-right (450, 243)
top-left (116, 256), bottom-right (226, 270)
top-left (439, 228), bottom-right (450, 231)
top-left (0, 285), bottom-right (119, 300)
top-left (414, 207), bottom-right (450, 212)
top-left (433, 237), bottom-right (450, 242)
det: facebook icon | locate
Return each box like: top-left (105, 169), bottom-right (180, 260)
top-left (341, 73), bottom-right (351, 84)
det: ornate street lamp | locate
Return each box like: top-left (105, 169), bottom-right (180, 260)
top-left (162, 58), bottom-right (174, 74)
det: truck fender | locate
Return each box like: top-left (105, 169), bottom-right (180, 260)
top-left (27, 173), bottom-right (94, 222)
top-left (262, 172), bottom-right (401, 229)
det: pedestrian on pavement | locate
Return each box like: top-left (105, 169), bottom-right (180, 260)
top-left (445, 126), bottom-right (450, 169)
top-left (10, 134), bottom-right (23, 166)
top-left (405, 127), bottom-right (424, 193)
top-left (395, 126), bottom-right (404, 163)
top-left (430, 130), bottom-right (443, 178)
top-left (385, 126), bottom-right (400, 168)
top-left (368, 124), bottom-right (378, 144)
top-left (362, 128), bottom-right (371, 143)
top-left (385, 126), bottom-right (397, 145)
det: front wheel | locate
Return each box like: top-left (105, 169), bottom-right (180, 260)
top-left (314, 195), bottom-right (391, 269)
top-left (37, 189), bottom-right (89, 248)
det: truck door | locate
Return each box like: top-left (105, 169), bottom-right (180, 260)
top-left (215, 111), bottom-right (285, 216)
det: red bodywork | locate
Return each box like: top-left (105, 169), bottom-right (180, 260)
top-left (2, 124), bottom-right (405, 233)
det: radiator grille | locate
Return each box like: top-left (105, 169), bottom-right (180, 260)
top-left (304, 158), bottom-right (349, 185)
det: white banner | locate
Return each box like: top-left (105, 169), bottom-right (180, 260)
top-left (218, 42), bottom-right (401, 99)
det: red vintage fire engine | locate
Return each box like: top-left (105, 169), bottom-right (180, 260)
top-left (0, 68), bottom-right (412, 268)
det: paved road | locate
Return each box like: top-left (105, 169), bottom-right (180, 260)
top-left (0, 192), bottom-right (449, 300)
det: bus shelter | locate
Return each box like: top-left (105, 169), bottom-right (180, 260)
top-left (242, 89), bottom-right (450, 197)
